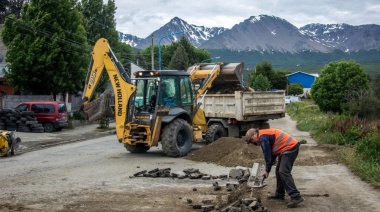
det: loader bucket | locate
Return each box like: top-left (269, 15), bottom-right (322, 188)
top-left (187, 62), bottom-right (244, 86)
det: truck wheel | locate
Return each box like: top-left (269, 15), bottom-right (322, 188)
top-left (44, 123), bottom-right (54, 132)
top-left (124, 143), bottom-right (150, 153)
top-left (161, 119), bottom-right (192, 157)
top-left (205, 124), bottom-right (227, 143)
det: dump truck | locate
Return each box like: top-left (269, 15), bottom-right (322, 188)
top-left (187, 63), bottom-right (285, 142)
top-left (80, 38), bottom-right (284, 157)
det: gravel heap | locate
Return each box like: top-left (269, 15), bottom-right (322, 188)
top-left (185, 137), bottom-right (265, 167)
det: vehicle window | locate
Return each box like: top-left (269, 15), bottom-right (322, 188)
top-left (159, 76), bottom-right (179, 107)
top-left (31, 104), bottom-right (44, 113)
top-left (180, 77), bottom-right (192, 105)
top-left (58, 104), bottom-right (67, 113)
top-left (135, 79), bottom-right (157, 107)
top-left (15, 104), bottom-right (28, 112)
top-left (44, 104), bottom-right (55, 114)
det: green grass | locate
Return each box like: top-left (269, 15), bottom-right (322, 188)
top-left (286, 101), bottom-right (380, 188)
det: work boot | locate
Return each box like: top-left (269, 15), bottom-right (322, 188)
top-left (266, 194), bottom-right (285, 201)
top-left (287, 197), bottom-right (304, 208)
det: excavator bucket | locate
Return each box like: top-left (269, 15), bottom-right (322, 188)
top-left (187, 62), bottom-right (245, 95)
top-left (80, 89), bottom-right (113, 122)
top-left (200, 62), bottom-right (244, 85)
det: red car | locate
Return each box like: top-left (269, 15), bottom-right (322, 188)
top-left (15, 101), bottom-right (68, 132)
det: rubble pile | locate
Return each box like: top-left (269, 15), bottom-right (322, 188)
top-left (185, 137), bottom-right (265, 167)
top-left (132, 168), bottom-right (228, 180)
top-left (132, 166), bottom-right (269, 211)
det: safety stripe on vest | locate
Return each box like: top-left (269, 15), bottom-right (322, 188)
top-left (273, 131), bottom-right (285, 153)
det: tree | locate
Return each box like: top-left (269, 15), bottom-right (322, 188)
top-left (252, 74), bottom-right (271, 91)
top-left (1, 0), bottom-right (88, 98)
top-left (288, 83), bottom-right (303, 95)
top-left (250, 61), bottom-right (285, 90)
top-left (0, 0), bottom-right (25, 24)
top-left (168, 44), bottom-right (188, 70)
top-left (272, 70), bottom-right (289, 90)
top-left (311, 60), bottom-right (370, 113)
top-left (140, 37), bottom-right (211, 70)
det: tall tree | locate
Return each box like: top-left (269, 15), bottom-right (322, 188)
top-left (1, 0), bottom-right (88, 97)
top-left (80, 0), bottom-right (118, 46)
top-left (168, 44), bottom-right (188, 70)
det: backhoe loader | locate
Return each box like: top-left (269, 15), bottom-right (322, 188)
top-left (0, 131), bottom-right (21, 157)
top-left (80, 38), bottom-right (246, 157)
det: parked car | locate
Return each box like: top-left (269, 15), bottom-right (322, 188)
top-left (15, 101), bottom-right (68, 132)
top-left (285, 96), bottom-right (301, 105)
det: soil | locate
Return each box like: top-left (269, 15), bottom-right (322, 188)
top-left (185, 137), bottom-right (341, 167)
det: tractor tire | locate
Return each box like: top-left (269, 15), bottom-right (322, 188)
top-left (124, 143), bottom-right (150, 153)
top-left (161, 119), bottom-right (192, 157)
top-left (205, 123), bottom-right (227, 143)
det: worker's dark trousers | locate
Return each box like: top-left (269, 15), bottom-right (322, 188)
top-left (275, 147), bottom-right (302, 200)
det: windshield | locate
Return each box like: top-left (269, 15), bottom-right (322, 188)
top-left (135, 78), bottom-right (158, 108)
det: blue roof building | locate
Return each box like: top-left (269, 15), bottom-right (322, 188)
top-left (287, 71), bottom-right (319, 97)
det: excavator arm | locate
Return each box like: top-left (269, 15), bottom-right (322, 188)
top-left (81, 38), bottom-right (136, 141)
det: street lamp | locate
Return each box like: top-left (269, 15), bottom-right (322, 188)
top-left (158, 31), bottom-right (184, 70)
top-left (201, 56), bottom-right (220, 63)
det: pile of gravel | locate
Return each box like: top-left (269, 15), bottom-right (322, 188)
top-left (185, 137), bottom-right (265, 167)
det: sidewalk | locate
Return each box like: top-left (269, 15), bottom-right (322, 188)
top-left (16, 121), bottom-right (116, 143)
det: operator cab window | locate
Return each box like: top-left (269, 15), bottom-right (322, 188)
top-left (159, 77), bottom-right (179, 107)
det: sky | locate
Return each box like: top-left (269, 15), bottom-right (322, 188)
top-left (114, 0), bottom-right (380, 38)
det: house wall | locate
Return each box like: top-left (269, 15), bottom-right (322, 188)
top-left (288, 73), bottom-right (316, 88)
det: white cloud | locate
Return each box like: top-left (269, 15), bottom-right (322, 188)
top-left (114, 0), bottom-right (380, 38)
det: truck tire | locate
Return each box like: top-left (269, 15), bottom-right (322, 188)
top-left (124, 143), bottom-right (150, 153)
top-left (205, 123), bottom-right (227, 143)
top-left (161, 119), bottom-right (192, 157)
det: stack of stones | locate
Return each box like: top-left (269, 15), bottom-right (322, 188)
top-left (0, 109), bottom-right (44, 133)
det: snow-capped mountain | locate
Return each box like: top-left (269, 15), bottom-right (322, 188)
top-left (119, 17), bottom-right (227, 49)
top-left (300, 23), bottom-right (380, 52)
top-left (119, 15), bottom-right (380, 53)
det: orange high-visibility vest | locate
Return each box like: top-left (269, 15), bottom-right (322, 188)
top-left (259, 129), bottom-right (298, 155)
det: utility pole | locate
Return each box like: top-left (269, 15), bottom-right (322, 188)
top-left (151, 34), bottom-right (154, 70)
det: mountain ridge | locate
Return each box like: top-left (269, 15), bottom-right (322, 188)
top-left (119, 15), bottom-right (380, 53)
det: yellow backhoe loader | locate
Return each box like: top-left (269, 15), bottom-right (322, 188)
top-left (0, 131), bottom-right (21, 157)
top-left (80, 38), bottom-right (246, 157)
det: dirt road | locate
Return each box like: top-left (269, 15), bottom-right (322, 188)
top-left (1, 116), bottom-right (379, 211)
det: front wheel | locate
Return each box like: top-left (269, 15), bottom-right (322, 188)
top-left (161, 119), bottom-right (193, 157)
top-left (205, 124), bottom-right (227, 143)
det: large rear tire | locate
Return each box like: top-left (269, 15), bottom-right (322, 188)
top-left (161, 119), bottom-right (192, 157)
top-left (124, 143), bottom-right (150, 153)
top-left (205, 123), bottom-right (227, 143)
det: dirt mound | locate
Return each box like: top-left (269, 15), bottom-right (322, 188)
top-left (185, 138), bottom-right (341, 167)
top-left (185, 137), bottom-right (265, 167)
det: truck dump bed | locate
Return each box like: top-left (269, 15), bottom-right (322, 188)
top-left (201, 90), bottom-right (285, 121)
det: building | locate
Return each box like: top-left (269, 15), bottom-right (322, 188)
top-left (287, 71), bottom-right (319, 97)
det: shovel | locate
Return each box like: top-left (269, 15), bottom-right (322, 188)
top-left (247, 163), bottom-right (267, 188)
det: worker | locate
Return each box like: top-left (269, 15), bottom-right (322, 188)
top-left (245, 128), bottom-right (304, 208)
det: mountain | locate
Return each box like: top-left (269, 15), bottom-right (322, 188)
top-left (300, 23), bottom-right (380, 52)
top-left (119, 17), bottom-right (227, 49)
top-left (118, 15), bottom-right (380, 53)
top-left (200, 15), bottom-right (330, 53)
